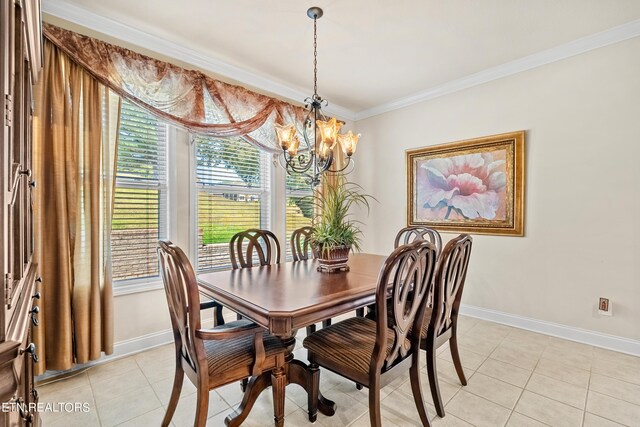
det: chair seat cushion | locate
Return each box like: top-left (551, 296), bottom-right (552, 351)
top-left (302, 316), bottom-right (401, 377)
top-left (203, 320), bottom-right (286, 375)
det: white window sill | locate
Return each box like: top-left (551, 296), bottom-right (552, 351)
top-left (113, 278), bottom-right (164, 297)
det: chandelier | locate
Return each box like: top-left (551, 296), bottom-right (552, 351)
top-left (274, 6), bottom-right (360, 187)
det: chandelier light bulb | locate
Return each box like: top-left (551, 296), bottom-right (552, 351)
top-left (275, 123), bottom-right (296, 150)
top-left (316, 117), bottom-right (342, 149)
top-left (287, 136), bottom-right (301, 156)
top-left (337, 131), bottom-right (361, 157)
top-left (318, 139), bottom-right (332, 160)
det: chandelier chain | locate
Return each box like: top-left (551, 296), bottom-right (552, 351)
top-left (313, 16), bottom-right (318, 97)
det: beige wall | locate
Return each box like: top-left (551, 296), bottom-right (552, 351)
top-left (352, 37), bottom-right (640, 341)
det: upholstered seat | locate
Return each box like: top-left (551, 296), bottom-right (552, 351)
top-left (204, 320), bottom-right (286, 375)
top-left (303, 317), bottom-right (408, 381)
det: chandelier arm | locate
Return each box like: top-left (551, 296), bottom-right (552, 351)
top-left (284, 153), bottom-right (314, 174)
top-left (324, 156), bottom-right (354, 174)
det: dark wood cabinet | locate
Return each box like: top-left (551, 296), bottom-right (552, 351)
top-left (1, 0), bottom-right (42, 425)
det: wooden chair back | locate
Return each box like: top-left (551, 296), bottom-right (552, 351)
top-left (394, 226), bottom-right (443, 257)
top-left (157, 240), bottom-right (204, 374)
top-left (428, 234), bottom-right (473, 338)
top-left (373, 240), bottom-right (437, 371)
top-left (229, 229), bottom-right (281, 269)
top-left (290, 226), bottom-right (313, 261)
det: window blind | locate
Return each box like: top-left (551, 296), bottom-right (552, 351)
top-left (285, 174), bottom-right (314, 259)
top-left (111, 100), bottom-right (167, 281)
top-left (195, 136), bottom-right (270, 271)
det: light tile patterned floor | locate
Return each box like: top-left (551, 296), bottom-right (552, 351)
top-left (37, 315), bottom-right (640, 427)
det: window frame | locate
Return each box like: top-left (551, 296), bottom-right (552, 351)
top-left (111, 102), bottom-right (171, 289)
top-left (191, 135), bottom-right (273, 273)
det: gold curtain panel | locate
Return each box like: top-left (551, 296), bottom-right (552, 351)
top-left (32, 42), bottom-right (119, 374)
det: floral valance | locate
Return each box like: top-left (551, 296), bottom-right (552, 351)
top-left (43, 23), bottom-right (307, 153)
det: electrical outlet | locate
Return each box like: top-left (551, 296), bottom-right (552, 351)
top-left (598, 297), bottom-right (612, 316)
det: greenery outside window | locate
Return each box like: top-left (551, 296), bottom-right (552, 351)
top-left (195, 136), bottom-right (271, 271)
top-left (111, 100), bottom-right (168, 281)
top-left (285, 173), bottom-right (314, 259)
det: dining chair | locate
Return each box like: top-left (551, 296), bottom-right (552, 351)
top-left (290, 226), bottom-right (313, 261)
top-left (420, 234), bottom-right (473, 417)
top-left (229, 229), bottom-right (281, 391)
top-left (230, 229), bottom-right (281, 269)
top-left (359, 226), bottom-right (443, 329)
top-left (157, 240), bottom-right (288, 427)
top-left (394, 226), bottom-right (443, 313)
top-left (394, 226), bottom-right (443, 256)
top-left (290, 226), bottom-right (327, 336)
top-left (303, 240), bottom-right (438, 426)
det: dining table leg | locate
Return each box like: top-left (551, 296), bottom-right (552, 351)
top-left (225, 334), bottom-right (337, 425)
top-left (224, 372), bottom-right (272, 426)
top-left (288, 359), bottom-right (337, 421)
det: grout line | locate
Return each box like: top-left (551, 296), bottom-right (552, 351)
top-left (587, 379), bottom-right (640, 407)
top-left (461, 371), bottom-right (522, 412)
top-left (85, 370), bottom-right (103, 427)
top-left (583, 410), bottom-right (629, 427)
top-left (533, 368), bottom-right (589, 389)
top-left (112, 407), bottom-right (162, 427)
top-left (495, 329), bottom-right (530, 426)
top-left (588, 365), bottom-right (640, 388)
top-left (509, 411), bottom-right (553, 426)
top-left (446, 388), bottom-right (509, 427)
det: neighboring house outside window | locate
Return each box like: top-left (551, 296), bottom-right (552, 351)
top-left (194, 136), bottom-right (270, 271)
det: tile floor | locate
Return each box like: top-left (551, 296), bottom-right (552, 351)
top-left (37, 315), bottom-right (640, 427)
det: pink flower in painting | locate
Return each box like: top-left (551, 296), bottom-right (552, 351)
top-left (421, 153), bottom-right (506, 219)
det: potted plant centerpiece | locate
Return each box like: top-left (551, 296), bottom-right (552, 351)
top-left (310, 174), bottom-right (373, 273)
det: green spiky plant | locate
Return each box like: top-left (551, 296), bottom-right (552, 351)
top-left (310, 173), bottom-right (374, 257)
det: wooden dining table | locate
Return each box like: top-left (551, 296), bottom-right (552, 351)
top-left (197, 253), bottom-right (387, 423)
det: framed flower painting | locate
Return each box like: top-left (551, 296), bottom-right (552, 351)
top-left (406, 131), bottom-right (525, 236)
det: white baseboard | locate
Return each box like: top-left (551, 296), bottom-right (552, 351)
top-left (36, 319), bottom-right (215, 383)
top-left (460, 304), bottom-right (640, 357)
top-left (39, 306), bottom-right (639, 383)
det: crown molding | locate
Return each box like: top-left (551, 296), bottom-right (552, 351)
top-left (41, 0), bottom-right (358, 122)
top-left (355, 18), bottom-right (640, 121)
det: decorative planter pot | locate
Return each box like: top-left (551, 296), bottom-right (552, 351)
top-left (313, 245), bottom-right (351, 273)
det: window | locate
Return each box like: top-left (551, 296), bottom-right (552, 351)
top-left (195, 136), bottom-right (270, 271)
top-left (285, 174), bottom-right (314, 259)
top-left (111, 100), bottom-right (168, 281)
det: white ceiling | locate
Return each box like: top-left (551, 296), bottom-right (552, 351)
top-left (44, 0), bottom-right (640, 118)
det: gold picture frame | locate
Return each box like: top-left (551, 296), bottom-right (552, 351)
top-left (406, 131), bottom-right (525, 236)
